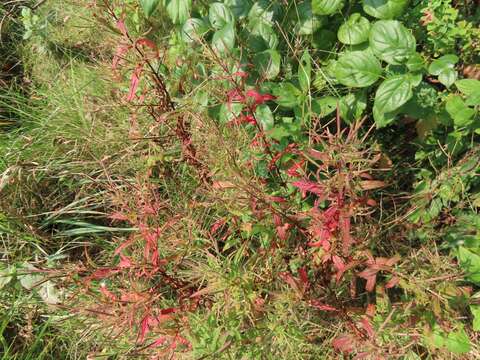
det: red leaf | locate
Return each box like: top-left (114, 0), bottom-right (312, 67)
top-left (292, 179), bottom-right (324, 198)
top-left (340, 215), bottom-right (352, 257)
top-left (310, 300), bottom-right (338, 311)
top-left (268, 196), bottom-right (286, 203)
top-left (136, 38), bottom-right (157, 50)
top-left (116, 19), bottom-right (127, 36)
top-left (210, 219), bottom-right (226, 235)
top-left (118, 254), bottom-right (133, 269)
top-left (359, 317), bottom-right (375, 339)
top-left (232, 71), bottom-right (248, 78)
top-left (332, 334), bottom-right (354, 353)
top-left (150, 336), bottom-right (167, 348)
top-left (139, 316), bottom-right (151, 343)
top-left (109, 211), bottom-right (129, 221)
top-left (298, 267), bottom-right (309, 288)
top-left (127, 65), bottom-right (143, 102)
top-left (99, 284), bottom-right (117, 301)
top-left (385, 275), bottom-right (400, 289)
top-left (112, 44), bottom-right (130, 71)
top-left (286, 160), bottom-right (305, 177)
top-left (245, 89), bottom-right (276, 104)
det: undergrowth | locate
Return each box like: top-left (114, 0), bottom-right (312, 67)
top-left (1, 0), bottom-right (479, 359)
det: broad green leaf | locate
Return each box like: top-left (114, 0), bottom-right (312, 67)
top-left (406, 53), bottom-right (425, 72)
top-left (255, 104), bottom-right (274, 131)
top-left (458, 247), bottom-right (480, 285)
top-left (339, 90), bottom-right (367, 123)
top-left (334, 50), bottom-right (382, 87)
top-left (247, 21), bottom-right (279, 51)
top-left (456, 79), bottom-right (480, 96)
top-left (337, 13), bottom-right (370, 45)
top-left (438, 68), bottom-right (457, 88)
top-left (298, 50), bottom-right (312, 93)
top-left (293, 1), bottom-right (325, 35)
top-left (428, 54), bottom-right (458, 76)
top-left (312, 0), bottom-right (344, 15)
top-left (471, 305), bottom-right (480, 331)
top-left (0, 266), bottom-right (14, 289)
top-left (181, 18), bottom-right (209, 43)
top-left (446, 96), bottom-right (475, 127)
top-left (446, 328), bottom-right (471, 354)
top-left (253, 49), bottom-right (281, 80)
top-left (139, 0), bottom-right (161, 17)
top-left (248, 1), bottom-right (276, 26)
top-left (273, 82), bottom-right (303, 108)
top-left (363, 0), bottom-right (408, 19)
top-left (369, 20), bottom-right (416, 64)
top-left (212, 23), bottom-right (236, 54)
top-left (209, 2), bottom-right (234, 29)
top-left (312, 96), bottom-right (337, 117)
top-left (373, 104), bottom-right (398, 128)
top-left (374, 74), bottom-right (413, 114)
top-left (224, 0), bottom-right (252, 19)
top-left (166, 0), bottom-right (191, 24)
top-left (456, 79), bottom-right (480, 105)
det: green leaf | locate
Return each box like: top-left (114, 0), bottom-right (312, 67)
top-left (428, 54), bottom-right (458, 76)
top-left (272, 83), bottom-right (303, 108)
top-left (406, 53), bottom-right (425, 72)
top-left (255, 104), bottom-right (274, 131)
top-left (209, 2), bottom-right (234, 29)
top-left (334, 50), bottom-right (382, 88)
top-left (0, 266), bottom-right (14, 289)
top-left (293, 1), bottom-right (325, 35)
top-left (298, 50), bottom-right (312, 93)
top-left (312, 0), bottom-right (344, 15)
top-left (456, 79), bottom-right (480, 105)
top-left (458, 247), bottom-right (480, 285)
top-left (446, 96), bottom-right (475, 127)
top-left (166, 0), bottom-right (191, 24)
top-left (471, 305), bottom-right (480, 331)
top-left (339, 90), bottom-right (367, 123)
top-left (446, 328), bottom-right (471, 354)
top-left (456, 79), bottom-right (480, 96)
top-left (363, 0), bottom-right (408, 19)
top-left (18, 263), bottom-right (44, 290)
top-left (337, 13), bottom-right (370, 45)
top-left (182, 18), bottom-right (209, 43)
top-left (374, 74), bottom-right (413, 114)
top-left (253, 49), bottom-right (281, 80)
top-left (369, 20), bottom-right (416, 65)
top-left (212, 23), bottom-right (236, 54)
top-left (312, 96), bottom-right (337, 117)
top-left (224, 0), bottom-right (252, 19)
top-left (247, 21), bottom-right (279, 51)
top-left (438, 68), bottom-right (457, 88)
top-left (139, 0), bottom-right (161, 17)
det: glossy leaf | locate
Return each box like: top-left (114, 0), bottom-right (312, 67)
top-left (374, 74), bottom-right (413, 114)
top-left (363, 0), bottom-right (408, 19)
top-left (166, 0), bottom-right (191, 24)
top-left (212, 23), bottom-right (235, 54)
top-left (428, 54), bottom-right (458, 76)
top-left (312, 0), bottom-right (344, 15)
top-left (182, 18), bottom-right (209, 43)
top-left (337, 13), bottom-right (370, 45)
top-left (446, 328), bottom-right (471, 354)
top-left (458, 246), bottom-right (480, 285)
top-left (334, 50), bottom-right (382, 87)
top-left (272, 83), bottom-right (303, 108)
top-left (293, 1), bottom-right (325, 35)
top-left (209, 2), bottom-right (234, 29)
top-left (253, 49), bottom-right (281, 79)
top-left (255, 104), bottom-right (274, 130)
top-left (446, 96), bottom-right (475, 127)
top-left (369, 20), bottom-right (416, 64)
